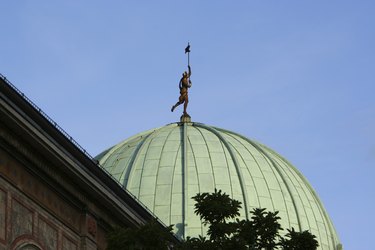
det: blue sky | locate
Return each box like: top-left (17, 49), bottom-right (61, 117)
top-left (1, 1), bottom-right (374, 249)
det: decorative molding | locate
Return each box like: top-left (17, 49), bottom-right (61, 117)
top-left (0, 123), bottom-right (89, 207)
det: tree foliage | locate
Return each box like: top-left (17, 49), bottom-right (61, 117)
top-left (192, 189), bottom-right (241, 225)
top-left (106, 189), bottom-right (319, 250)
top-left (181, 189), bottom-right (319, 250)
top-left (106, 219), bottom-right (174, 250)
top-left (280, 228), bottom-right (319, 250)
top-left (250, 208), bottom-right (282, 249)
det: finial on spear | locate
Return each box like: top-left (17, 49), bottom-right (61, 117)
top-left (185, 42), bottom-right (191, 66)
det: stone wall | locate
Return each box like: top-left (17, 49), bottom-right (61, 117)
top-left (0, 147), bottom-right (102, 250)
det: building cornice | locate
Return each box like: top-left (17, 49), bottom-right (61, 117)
top-left (0, 75), bottom-right (171, 234)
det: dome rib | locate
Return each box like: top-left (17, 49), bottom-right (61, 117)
top-left (194, 123), bottom-right (249, 220)
top-left (136, 128), bottom-right (166, 201)
top-left (186, 134), bottom-right (204, 236)
top-left (170, 142), bottom-right (182, 228)
top-left (223, 131), bottom-right (278, 211)
top-left (217, 139), bottom-right (235, 199)
top-left (122, 133), bottom-right (153, 188)
top-left (153, 125), bottom-right (177, 224)
top-left (194, 126), bottom-right (237, 201)
top-left (182, 123), bottom-right (188, 237)
top-left (193, 126), bottom-right (217, 188)
top-left (248, 147), bottom-right (294, 228)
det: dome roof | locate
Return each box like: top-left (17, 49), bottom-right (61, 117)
top-left (96, 122), bottom-right (341, 249)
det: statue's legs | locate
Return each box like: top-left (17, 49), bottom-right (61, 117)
top-left (171, 102), bottom-right (180, 112)
top-left (172, 93), bottom-right (189, 115)
top-left (171, 93), bottom-right (186, 112)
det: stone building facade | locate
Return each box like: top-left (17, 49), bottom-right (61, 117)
top-left (0, 75), bottom-right (173, 250)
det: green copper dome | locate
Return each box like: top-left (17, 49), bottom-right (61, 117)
top-left (96, 122), bottom-right (341, 250)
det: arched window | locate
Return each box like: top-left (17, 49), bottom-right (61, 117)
top-left (10, 235), bottom-right (44, 250)
top-left (17, 244), bottom-right (41, 250)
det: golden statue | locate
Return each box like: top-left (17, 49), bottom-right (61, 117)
top-left (171, 65), bottom-right (192, 115)
top-left (171, 43), bottom-right (192, 116)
